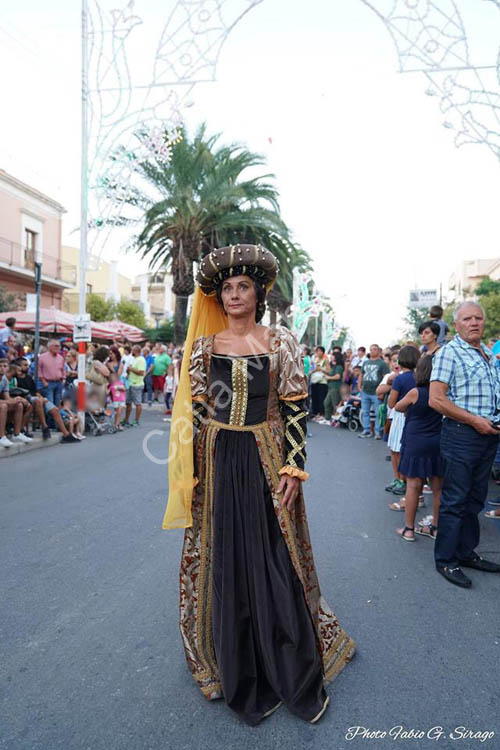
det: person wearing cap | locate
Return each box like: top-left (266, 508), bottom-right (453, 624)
top-left (163, 244), bottom-right (355, 726)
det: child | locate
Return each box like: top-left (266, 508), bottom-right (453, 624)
top-left (59, 397), bottom-right (85, 440)
top-left (386, 346), bottom-right (420, 506)
top-left (350, 365), bottom-right (362, 396)
top-left (108, 372), bottom-right (126, 431)
top-left (393, 355), bottom-right (443, 542)
top-left (164, 366), bottom-right (174, 414)
top-left (331, 383), bottom-right (352, 427)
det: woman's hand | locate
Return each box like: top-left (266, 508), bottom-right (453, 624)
top-left (277, 474), bottom-right (300, 510)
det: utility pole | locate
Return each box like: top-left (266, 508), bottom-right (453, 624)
top-left (78, 0), bottom-right (89, 428)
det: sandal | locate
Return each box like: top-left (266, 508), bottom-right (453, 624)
top-left (389, 501), bottom-right (405, 511)
top-left (396, 525), bottom-right (415, 542)
top-left (389, 497), bottom-right (425, 511)
top-left (415, 523), bottom-right (438, 539)
top-left (485, 510), bottom-right (500, 519)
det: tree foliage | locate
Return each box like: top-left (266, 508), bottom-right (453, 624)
top-left (86, 293), bottom-right (115, 322)
top-left (86, 293), bottom-right (146, 328)
top-left (403, 306), bottom-right (430, 339)
top-left (481, 294), bottom-right (500, 340)
top-left (475, 276), bottom-right (500, 297)
top-left (108, 124), bottom-right (310, 342)
top-left (114, 298), bottom-right (146, 329)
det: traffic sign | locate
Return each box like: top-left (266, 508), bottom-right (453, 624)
top-left (73, 313), bottom-right (92, 342)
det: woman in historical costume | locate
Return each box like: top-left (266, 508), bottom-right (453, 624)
top-left (163, 244), bottom-right (355, 726)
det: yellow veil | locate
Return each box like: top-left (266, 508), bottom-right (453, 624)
top-left (162, 287), bottom-right (227, 529)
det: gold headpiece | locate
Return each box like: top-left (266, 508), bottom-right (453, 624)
top-left (196, 244), bottom-right (279, 296)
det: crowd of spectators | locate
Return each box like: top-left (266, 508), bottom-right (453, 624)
top-left (301, 302), bottom-right (500, 587)
top-left (0, 315), bottom-right (184, 449)
top-left (2, 301), bottom-right (499, 585)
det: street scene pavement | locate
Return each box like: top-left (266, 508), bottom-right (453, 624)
top-left (2, 410), bottom-right (499, 750)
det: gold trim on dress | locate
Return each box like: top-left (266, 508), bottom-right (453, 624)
top-left (279, 392), bottom-right (309, 401)
top-left (229, 358), bottom-right (249, 426)
top-left (209, 419), bottom-right (268, 431)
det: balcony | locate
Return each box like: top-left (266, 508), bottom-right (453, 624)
top-left (0, 236), bottom-right (76, 286)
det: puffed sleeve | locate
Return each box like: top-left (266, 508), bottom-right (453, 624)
top-left (277, 327), bottom-right (310, 481)
top-left (189, 337), bottom-right (208, 483)
top-left (189, 336), bottom-right (208, 403)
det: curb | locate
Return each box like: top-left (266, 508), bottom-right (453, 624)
top-left (0, 434), bottom-right (62, 459)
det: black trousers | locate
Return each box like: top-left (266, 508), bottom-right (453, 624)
top-left (311, 383), bottom-right (327, 415)
top-left (435, 419), bottom-right (498, 567)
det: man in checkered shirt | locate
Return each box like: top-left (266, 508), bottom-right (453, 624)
top-left (429, 300), bottom-right (500, 588)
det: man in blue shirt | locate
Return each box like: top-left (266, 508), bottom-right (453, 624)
top-left (430, 300), bottom-right (500, 588)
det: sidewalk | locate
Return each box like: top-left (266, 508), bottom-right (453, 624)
top-left (0, 402), bottom-right (168, 459)
top-left (0, 433), bottom-right (62, 459)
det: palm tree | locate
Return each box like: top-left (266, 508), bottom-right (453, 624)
top-left (118, 124), bottom-right (309, 342)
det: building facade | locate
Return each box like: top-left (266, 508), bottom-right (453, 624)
top-left (61, 246), bottom-right (132, 314)
top-left (0, 169), bottom-right (75, 309)
top-left (448, 258), bottom-right (500, 300)
top-left (131, 270), bottom-right (174, 326)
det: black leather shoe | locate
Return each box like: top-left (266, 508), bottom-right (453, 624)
top-left (458, 555), bottom-right (500, 573)
top-left (436, 565), bottom-right (472, 588)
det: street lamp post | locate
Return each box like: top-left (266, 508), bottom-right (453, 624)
top-left (33, 261), bottom-right (42, 386)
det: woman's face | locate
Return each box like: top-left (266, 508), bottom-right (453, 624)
top-left (420, 327), bottom-right (437, 346)
top-left (220, 275), bottom-right (257, 318)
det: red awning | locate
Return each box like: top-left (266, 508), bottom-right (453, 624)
top-left (0, 308), bottom-right (118, 340)
top-left (101, 319), bottom-right (146, 342)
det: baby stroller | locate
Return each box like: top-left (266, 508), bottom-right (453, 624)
top-left (84, 386), bottom-right (117, 436)
top-left (85, 409), bottom-right (117, 436)
top-left (339, 397), bottom-right (362, 433)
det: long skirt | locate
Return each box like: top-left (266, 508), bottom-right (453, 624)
top-left (212, 429), bottom-right (327, 725)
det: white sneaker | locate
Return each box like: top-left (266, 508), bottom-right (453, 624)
top-left (12, 433), bottom-right (33, 443)
top-left (0, 435), bottom-right (13, 447)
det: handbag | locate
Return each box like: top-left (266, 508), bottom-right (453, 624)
top-left (86, 363), bottom-right (107, 386)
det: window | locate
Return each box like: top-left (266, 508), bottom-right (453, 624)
top-left (86, 283), bottom-right (93, 294)
top-left (25, 229), bottom-right (37, 254)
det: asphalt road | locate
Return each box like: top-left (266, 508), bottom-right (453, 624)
top-left (1, 411), bottom-right (500, 750)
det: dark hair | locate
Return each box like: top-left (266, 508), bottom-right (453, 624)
top-left (332, 351), bottom-right (344, 367)
top-left (93, 346), bottom-right (109, 362)
top-left (14, 357), bottom-right (27, 365)
top-left (304, 347), bottom-right (311, 356)
top-left (215, 278), bottom-right (266, 323)
top-left (415, 354), bottom-right (433, 386)
top-left (398, 344), bottom-right (420, 370)
top-left (5, 317), bottom-right (16, 327)
top-left (429, 305), bottom-right (443, 319)
top-left (109, 345), bottom-right (121, 361)
top-left (316, 345), bottom-right (325, 354)
top-left (124, 345), bottom-right (132, 354)
top-left (418, 320), bottom-right (440, 337)
top-left (358, 346), bottom-right (366, 353)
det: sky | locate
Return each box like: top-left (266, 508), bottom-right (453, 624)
top-left (2, 0), bottom-right (500, 345)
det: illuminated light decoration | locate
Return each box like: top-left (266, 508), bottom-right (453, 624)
top-left (361, 0), bottom-right (500, 161)
top-left (84, 0), bottom-right (264, 256)
top-left (292, 268), bottom-right (324, 343)
top-left (321, 313), bottom-right (336, 351)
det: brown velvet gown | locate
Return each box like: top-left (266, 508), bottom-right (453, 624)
top-left (178, 326), bottom-right (355, 725)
